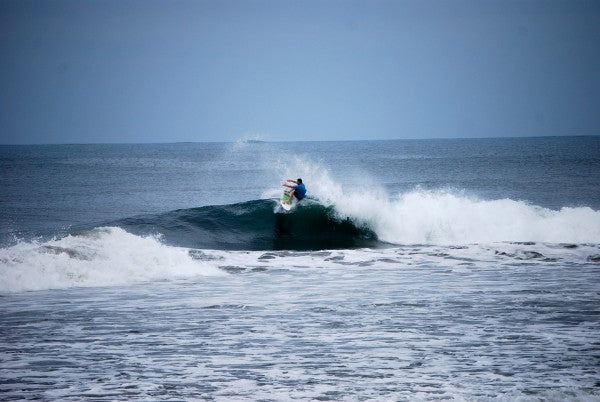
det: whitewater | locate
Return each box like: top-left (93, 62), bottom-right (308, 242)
top-left (1, 138), bottom-right (599, 400)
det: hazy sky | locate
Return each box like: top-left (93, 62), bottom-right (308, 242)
top-left (1, 0), bottom-right (599, 144)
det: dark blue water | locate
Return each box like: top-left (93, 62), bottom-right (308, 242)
top-left (1, 137), bottom-right (599, 400)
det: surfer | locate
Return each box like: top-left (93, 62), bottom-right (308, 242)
top-left (283, 178), bottom-right (306, 204)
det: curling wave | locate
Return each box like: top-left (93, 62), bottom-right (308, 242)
top-left (111, 190), bottom-right (600, 249)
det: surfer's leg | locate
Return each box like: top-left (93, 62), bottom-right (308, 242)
top-left (287, 189), bottom-right (295, 204)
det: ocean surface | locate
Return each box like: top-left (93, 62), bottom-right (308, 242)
top-left (1, 137), bottom-right (599, 400)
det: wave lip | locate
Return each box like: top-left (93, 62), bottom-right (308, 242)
top-left (0, 227), bottom-right (223, 293)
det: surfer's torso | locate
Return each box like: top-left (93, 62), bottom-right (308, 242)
top-left (293, 183), bottom-right (306, 200)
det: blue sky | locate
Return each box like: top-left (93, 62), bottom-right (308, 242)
top-left (1, 0), bottom-right (599, 144)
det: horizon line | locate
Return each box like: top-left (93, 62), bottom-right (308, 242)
top-left (1, 133), bottom-right (598, 146)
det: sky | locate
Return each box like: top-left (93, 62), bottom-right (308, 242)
top-left (1, 0), bottom-right (599, 144)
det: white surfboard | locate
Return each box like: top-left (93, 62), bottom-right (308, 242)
top-left (280, 189), bottom-right (293, 211)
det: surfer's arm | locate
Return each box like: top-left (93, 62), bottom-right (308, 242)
top-left (282, 183), bottom-right (294, 189)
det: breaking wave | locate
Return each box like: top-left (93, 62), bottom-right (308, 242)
top-left (0, 227), bottom-right (223, 293)
top-left (111, 186), bottom-right (600, 249)
top-left (1, 188), bottom-right (599, 293)
top-left (325, 189), bottom-right (600, 245)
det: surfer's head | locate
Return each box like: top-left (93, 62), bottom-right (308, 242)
top-left (297, 178), bottom-right (302, 184)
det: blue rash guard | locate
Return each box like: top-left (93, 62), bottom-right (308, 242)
top-left (293, 183), bottom-right (306, 200)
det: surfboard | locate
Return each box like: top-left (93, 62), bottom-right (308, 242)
top-left (280, 189), bottom-right (293, 211)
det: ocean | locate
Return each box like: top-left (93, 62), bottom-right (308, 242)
top-left (1, 136), bottom-right (599, 400)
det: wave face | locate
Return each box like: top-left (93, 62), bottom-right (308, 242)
top-left (115, 199), bottom-right (379, 251)
top-left (117, 190), bottom-right (600, 250)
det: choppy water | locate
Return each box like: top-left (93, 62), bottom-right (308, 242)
top-left (2, 244), bottom-right (600, 400)
top-left (1, 137), bottom-right (600, 400)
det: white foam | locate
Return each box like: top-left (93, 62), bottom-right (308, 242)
top-left (367, 190), bottom-right (600, 244)
top-left (271, 158), bottom-right (600, 245)
top-left (0, 227), bottom-right (224, 293)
